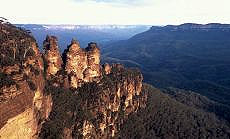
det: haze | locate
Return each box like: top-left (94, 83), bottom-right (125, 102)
top-left (1, 0), bottom-right (230, 25)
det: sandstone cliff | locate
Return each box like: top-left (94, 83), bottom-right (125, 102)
top-left (43, 35), bottom-right (63, 78)
top-left (0, 23), bottom-right (147, 138)
top-left (63, 39), bottom-right (101, 88)
top-left (1, 21), bottom-right (230, 139)
top-left (0, 22), bottom-right (52, 138)
top-left (40, 64), bottom-right (147, 138)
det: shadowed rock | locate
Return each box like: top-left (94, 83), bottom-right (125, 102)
top-left (43, 35), bottom-right (63, 77)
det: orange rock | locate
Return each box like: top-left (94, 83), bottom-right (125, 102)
top-left (103, 63), bottom-right (111, 75)
top-left (63, 40), bottom-right (101, 88)
top-left (43, 35), bottom-right (63, 77)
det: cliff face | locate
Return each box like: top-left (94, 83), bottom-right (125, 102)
top-left (40, 64), bottom-right (147, 139)
top-left (0, 23), bottom-right (146, 138)
top-left (0, 23), bottom-right (52, 138)
top-left (43, 35), bottom-right (63, 78)
top-left (63, 40), bottom-right (101, 88)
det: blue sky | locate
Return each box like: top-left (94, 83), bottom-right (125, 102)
top-left (1, 0), bottom-right (230, 25)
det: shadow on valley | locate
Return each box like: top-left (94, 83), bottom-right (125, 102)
top-left (118, 84), bottom-right (230, 139)
top-left (102, 23), bottom-right (230, 108)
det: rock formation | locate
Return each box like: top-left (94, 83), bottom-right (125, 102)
top-left (84, 42), bottom-right (101, 81)
top-left (103, 63), bottom-right (111, 75)
top-left (63, 39), bottom-right (101, 88)
top-left (43, 35), bottom-right (63, 78)
top-left (0, 23), bottom-right (147, 138)
top-left (0, 22), bottom-right (52, 138)
top-left (39, 64), bottom-right (147, 139)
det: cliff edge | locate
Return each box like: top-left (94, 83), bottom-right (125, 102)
top-left (0, 23), bottom-right (147, 138)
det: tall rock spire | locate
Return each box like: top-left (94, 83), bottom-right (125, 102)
top-left (64, 38), bottom-right (88, 88)
top-left (84, 42), bottom-right (101, 81)
top-left (63, 39), bottom-right (101, 88)
top-left (43, 35), bottom-right (63, 78)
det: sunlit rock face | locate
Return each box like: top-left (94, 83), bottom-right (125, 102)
top-left (63, 40), bottom-right (101, 88)
top-left (103, 63), bottom-right (111, 75)
top-left (0, 23), bottom-right (147, 139)
top-left (43, 35), bottom-right (63, 78)
top-left (84, 64), bottom-right (146, 138)
top-left (84, 42), bottom-right (101, 81)
top-left (39, 64), bottom-right (147, 139)
top-left (0, 23), bottom-right (52, 138)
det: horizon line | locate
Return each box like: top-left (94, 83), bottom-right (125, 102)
top-left (13, 22), bottom-right (230, 26)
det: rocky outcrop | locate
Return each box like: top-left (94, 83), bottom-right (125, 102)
top-left (2, 23), bottom-right (230, 139)
top-left (39, 64), bottom-right (147, 139)
top-left (0, 23), bottom-right (146, 139)
top-left (38, 37), bottom-right (147, 138)
top-left (0, 23), bottom-right (52, 138)
top-left (43, 35), bottom-right (63, 78)
top-left (78, 64), bottom-right (146, 138)
top-left (63, 40), bottom-right (101, 88)
top-left (103, 63), bottom-right (111, 75)
top-left (84, 42), bottom-right (101, 81)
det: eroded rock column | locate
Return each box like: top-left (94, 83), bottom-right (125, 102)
top-left (43, 35), bottom-right (63, 78)
top-left (63, 40), bottom-right (101, 88)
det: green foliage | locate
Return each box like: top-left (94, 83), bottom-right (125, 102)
top-left (118, 84), bottom-right (230, 139)
top-left (77, 82), bottom-right (100, 101)
top-left (102, 26), bottom-right (230, 107)
top-left (163, 87), bottom-right (230, 123)
top-left (40, 86), bottom-right (78, 138)
top-left (40, 68), bottom-right (141, 138)
top-left (40, 84), bottom-right (97, 138)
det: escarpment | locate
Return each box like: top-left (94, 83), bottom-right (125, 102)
top-left (40, 64), bottom-right (147, 138)
top-left (0, 23), bottom-right (147, 138)
top-left (40, 38), bottom-right (147, 138)
top-left (1, 22), bottom-right (230, 139)
top-left (0, 23), bottom-right (52, 138)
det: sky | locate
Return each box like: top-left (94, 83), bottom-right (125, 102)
top-left (1, 0), bottom-right (230, 25)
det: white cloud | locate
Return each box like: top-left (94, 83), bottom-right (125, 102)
top-left (1, 0), bottom-right (230, 25)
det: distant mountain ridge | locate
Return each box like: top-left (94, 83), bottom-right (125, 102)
top-left (1, 22), bottom-right (230, 138)
top-left (16, 24), bottom-right (151, 30)
top-left (151, 23), bottom-right (230, 30)
top-left (102, 23), bottom-right (230, 108)
top-left (15, 24), bottom-right (151, 51)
